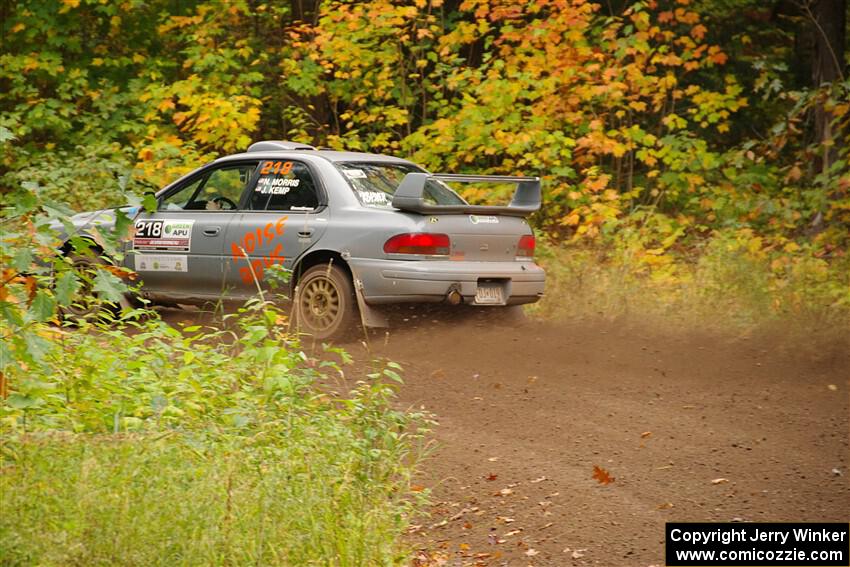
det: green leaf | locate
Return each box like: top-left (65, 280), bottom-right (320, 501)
top-left (92, 271), bottom-right (126, 303)
top-left (24, 333), bottom-right (53, 362)
top-left (30, 291), bottom-right (56, 322)
top-left (0, 126), bottom-right (15, 144)
top-left (5, 393), bottom-right (38, 409)
top-left (113, 208), bottom-right (133, 240)
top-left (12, 248), bottom-right (32, 271)
top-left (382, 369), bottom-right (403, 383)
top-left (55, 271), bottom-right (79, 306)
top-left (0, 340), bottom-right (13, 369)
top-left (142, 193), bottom-right (159, 213)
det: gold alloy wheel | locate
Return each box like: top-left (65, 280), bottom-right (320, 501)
top-left (299, 275), bottom-right (341, 332)
top-left (295, 263), bottom-right (357, 340)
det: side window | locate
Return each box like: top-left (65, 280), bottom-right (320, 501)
top-left (159, 163), bottom-right (258, 211)
top-left (249, 160), bottom-right (319, 211)
top-left (160, 176), bottom-right (205, 211)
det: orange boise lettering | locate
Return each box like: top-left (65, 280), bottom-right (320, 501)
top-left (230, 215), bottom-right (288, 284)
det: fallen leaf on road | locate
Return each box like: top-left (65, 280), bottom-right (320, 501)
top-left (572, 549), bottom-right (586, 558)
top-left (658, 502), bottom-right (674, 509)
top-left (504, 529), bottom-right (522, 537)
top-left (486, 473), bottom-right (498, 481)
top-left (530, 476), bottom-right (547, 483)
top-left (488, 457), bottom-right (499, 462)
top-left (411, 484), bottom-right (426, 492)
top-left (499, 488), bottom-right (513, 496)
top-left (593, 465), bottom-right (615, 485)
top-left (827, 384), bottom-right (837, 391)
top-left (641, 431), bottom-right (652, 438)
top-left (711, 478), bottom-right (729, 485)
top-left (525, 548), bottom-right (539, 557)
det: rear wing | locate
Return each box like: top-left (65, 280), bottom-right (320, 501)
top-left (392, 173), bottom-right (541, 217)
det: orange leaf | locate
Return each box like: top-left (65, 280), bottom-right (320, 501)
top-left (23, 276), bottom-right (37, 303)
top-left (691, 24), bottom-right (707, 40)
top-left (592, 465), bottom-right (615, 485)
top-left (99, 264), bottom-right (138, 281)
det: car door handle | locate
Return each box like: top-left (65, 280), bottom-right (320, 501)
top-left (203, 227), bottom-right (221, 236)
top-left (297, 229), bottom-right (314, 238)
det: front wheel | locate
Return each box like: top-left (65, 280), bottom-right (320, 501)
top-left (293, 264), bottom-right (358, 340)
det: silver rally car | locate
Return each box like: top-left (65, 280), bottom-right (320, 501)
top-left (64, 140), bottom-right (546, 338)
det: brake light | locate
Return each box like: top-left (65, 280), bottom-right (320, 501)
top-left (384, 233), bottom-right (450, 256)
top-left (517, 234), bottom-right (535, 258)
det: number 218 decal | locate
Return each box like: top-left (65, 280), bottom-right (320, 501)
top-left (260, 161), bottom-right (293, 175)
top-left (135, 219), bottom-right (164, 238)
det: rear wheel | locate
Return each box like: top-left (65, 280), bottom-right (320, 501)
top-left (294, 264), bottom-right (358, 340)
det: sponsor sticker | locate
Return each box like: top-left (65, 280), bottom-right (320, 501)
top-left (358, 190), bottom-right (388, 204)
top-left (255, 176), bottom-right (300, 195)
top-left (133, 219), bottom-right (194, 251)
top-left (135, 254), bottom-right (188, 272)
top-left (469, 214), bottom-right (499, 224)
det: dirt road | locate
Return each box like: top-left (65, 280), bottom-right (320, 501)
top-left (361, 314), bottom-right (850, 566)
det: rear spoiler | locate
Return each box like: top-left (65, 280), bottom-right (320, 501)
top-left (392, 173), bottom-right (541, 217)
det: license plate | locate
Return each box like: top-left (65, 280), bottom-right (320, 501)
top-left (474, 283), bottom-right (505, 305)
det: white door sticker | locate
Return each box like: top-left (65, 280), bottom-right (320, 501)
top-left (133, 219), bottom-right (195, 251)
top-left (134, 254), bottom-right (188, 272)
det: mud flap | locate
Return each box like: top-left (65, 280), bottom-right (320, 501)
top-left (349, 268), bottom-right (388, 329)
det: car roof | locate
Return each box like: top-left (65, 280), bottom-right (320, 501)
top-left (216, 149), bottom-right (416, 166)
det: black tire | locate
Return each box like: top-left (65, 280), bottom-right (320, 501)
top-left (293, 264), bottom-right (358, 340)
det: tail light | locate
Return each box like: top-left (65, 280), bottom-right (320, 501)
top-left (384, 233), bottom-right (451, 256)
top-left (517, 234), bottom-right (535, 258)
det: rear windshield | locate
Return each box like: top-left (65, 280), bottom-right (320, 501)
top-left (338, 162), bottom-right (466, 208)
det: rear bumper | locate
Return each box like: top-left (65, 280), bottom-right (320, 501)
top-left (348, 258), bottom-right (545, 305)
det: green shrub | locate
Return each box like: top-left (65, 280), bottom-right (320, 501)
top-left (0, 305), bottom-right (429, 566)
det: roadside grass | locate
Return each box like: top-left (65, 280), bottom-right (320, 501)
top-left (0, 303), bottom-right (430, 566)
top-left (530, 232), bottom-right (850, 336)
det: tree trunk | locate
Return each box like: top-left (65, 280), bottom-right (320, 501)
top-left (811, 0), bottom-right (846, 174)
top-left (807, 0), bottom-right (846, 232)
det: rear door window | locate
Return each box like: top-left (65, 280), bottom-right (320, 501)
top-left (248, 160), bottom-right (320, 211)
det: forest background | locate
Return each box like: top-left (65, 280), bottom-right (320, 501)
top-left (2, 0), bottom-right (849, 327)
